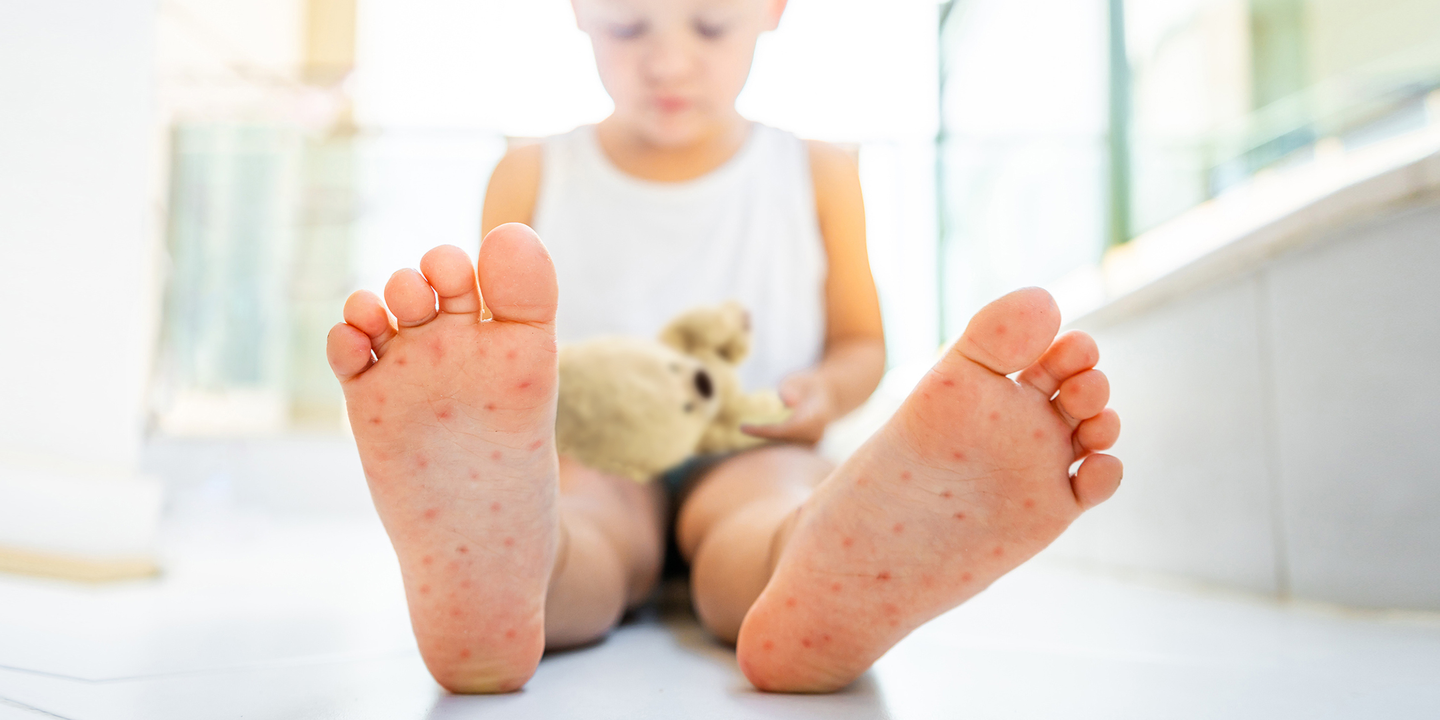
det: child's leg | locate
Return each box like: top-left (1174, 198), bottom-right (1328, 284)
top-left (685, 288), bottom-right (1123, 693)
top-left (326, 226), bottom-right (661, 693)
top-left (675, 447), bottom-right (831, 641)
top-left (547, 456), bottom-right (666, 648)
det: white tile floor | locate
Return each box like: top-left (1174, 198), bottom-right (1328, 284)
top-left (2, 513), bottom-right (1438, 719)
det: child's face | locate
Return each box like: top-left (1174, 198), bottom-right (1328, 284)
top-left (574, 0), bottom-right (785, 146)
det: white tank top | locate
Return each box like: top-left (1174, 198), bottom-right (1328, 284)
top-left (532, 123), bottom-right (827, 391)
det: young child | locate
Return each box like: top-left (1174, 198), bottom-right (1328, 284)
top-left (325, 0), bottom-right (1122, 694)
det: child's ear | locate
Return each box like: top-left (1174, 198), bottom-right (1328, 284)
top-left (763, 0), bottom-right (788, 32)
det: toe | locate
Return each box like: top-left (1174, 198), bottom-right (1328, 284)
top-left (343, 290), bottom-right (397, 356)
top-left (477, 223), bottom-right (558, 325)
top-left (1071, 453), bottom-right (1122, 509)
top-left (385, 268), bottom-right (439, 327)
top-left (1055, 369), bottom-right (1109, 424)
top-left (1017, 331), bottom-right (1099, 398)
top-left (1074, 408), bottom-right (1120, 454)
top-left (955, 287), bottom-right (1061, 375)
top-left (420, 245), bottom-right (482, 316)
top-left (327, 322), bottom-right (374, 380)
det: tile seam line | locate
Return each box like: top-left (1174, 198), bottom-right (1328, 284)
top-left (0, 694), bottom-right (71, 719)
top-left (1254, 269), bottom-right (1292, 599)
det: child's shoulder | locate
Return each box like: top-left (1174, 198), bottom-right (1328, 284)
top-left (482, 141), bottom-right (543, 231)
top-left (799, 138), bottom-right (862, 224)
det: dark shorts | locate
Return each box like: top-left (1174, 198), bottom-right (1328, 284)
top-left (656, 452), bottom-right (737, 578)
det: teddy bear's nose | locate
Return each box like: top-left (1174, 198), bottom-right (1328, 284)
top-left (694, 369), bottom-right (713, 399)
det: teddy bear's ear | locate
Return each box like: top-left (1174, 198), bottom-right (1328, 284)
top-left (660, 301), bottom-right (753, 364)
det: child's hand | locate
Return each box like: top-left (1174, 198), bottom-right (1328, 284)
top-left (742, 373), bottom-right (836, 445)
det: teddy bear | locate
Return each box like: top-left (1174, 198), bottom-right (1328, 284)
top-left (554, 301), bottom-right (791, 482)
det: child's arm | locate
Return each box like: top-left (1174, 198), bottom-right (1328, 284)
top-left (744, 141), bottom-right (886, 445)
top-left (481, 143), bottom-right (543, 235)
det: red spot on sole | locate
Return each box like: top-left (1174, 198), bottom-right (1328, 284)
top-left (822, 634), bottom-right (832, 643)
top-left (1032, 429), bottom-right (1044, 440)
top-left (505, 629), bottom-right (517, 640)
top-left (468, 469), bottom-right (479, 480)
top-left (460, 580), bottom-right (471, 589)
top-left (831, 582), bottom-right (843, 592)
top-left (490, 450), bottom-right (502, 461)
top-left (842, 537), bottom-right (854, 548)
top-left (506, 350), bottom-right (517, 360)
top-left (416, 456), bottom-right (429, 469)
top-left (942, 379), bottom-right (955, 387)
top-left (892, 523), bottom-right (904, 534)
top-left (457, 545), bottom-right (469, 554)
top-left (996, 324), bottom-right (1008, 335)
top-left (490, 502), bottom-right (502, 512)
top-left (785, 597), bottom-right (797, 608)
top-left (993, 546), bottom-right (1004, 557)
top-left (883, 603), bottom-right (898, 615)
top-left (450, 608), bottom-right (462, 618)
top-left (877, 571), bottom-right (892, 581)
top-left (952, 451), bottom-right (966, 460)
top-left (529, 439), bottom-right (543, 451)
top-left (438, 409), bottom-right (452, 420)
top-left (801, 638), bottom-right (813, 648)
top-left (423, 508), bottom-right (439, 520)
top-left (900, 471), bottom-right (912, 481)
top-left (369, 417), bottom-right (382, 425)
top-left (518, 381), bottom-right (532, 389)
top-left (419, 584), bottom-right (430, 595)
top-left (962, 572), bottom-right (974, 582)
top-left (459, 649), bottom-right (471, 659)
top-left (397, 358), bottom-right (407, 366)
top-left (484, 403), bottom-right (496, 411)
top-left (1023, 498), bottom-right (1036, 509)
top-left (941, 490), bottom-right (953, 499)
top-left (503, 537), bottom-right (515, 547)
top-left (762, 640), bottom-right (775, 651)
top-left (989, 412), bottom-right (1000, 421)
top-left (954, 512), bottom-right (966, 520)
top-left (422, 555), bottom-right (433, 566)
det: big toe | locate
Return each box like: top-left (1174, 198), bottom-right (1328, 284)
top-left (478, 223), bottom-right (558, 325)
top-left (955, 287), bottom-right (1061, 375)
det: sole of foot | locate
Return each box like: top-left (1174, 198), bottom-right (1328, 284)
top-left (326, 224), bottom-right (561, 693)
top-left (735, 287), bottom-right (1122, 693)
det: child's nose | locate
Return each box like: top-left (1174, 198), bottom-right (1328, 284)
top-left (643, 36), bottom-right (697, 82)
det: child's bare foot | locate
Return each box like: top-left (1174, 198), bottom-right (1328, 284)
top-left (736, 288), bottom-right (1122, 692)
top-left (325, 224), bottom-right (560, 693)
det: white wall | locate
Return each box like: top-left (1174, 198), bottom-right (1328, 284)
top-left (0, 0), bottom-right (163, 559)
top-left (1052, 192), bottom-right (1440, 611)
